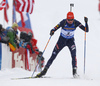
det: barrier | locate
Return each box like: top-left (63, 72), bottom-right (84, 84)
top-left (12, 47), bottom-right (38, 71)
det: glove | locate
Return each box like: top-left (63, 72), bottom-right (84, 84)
top-left (50, 29), bottom-right (55, 36)
top-left (84, 17), bottom-right (88, 22)
top-left (38, 51), bottom-right (43, 57)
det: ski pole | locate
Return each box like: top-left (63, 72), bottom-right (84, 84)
top-left (84, 23), bottom-right (87, 74)
top-left (31, 36), bottom-right (52, 77)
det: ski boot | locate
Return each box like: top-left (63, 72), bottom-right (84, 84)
top-left (73, 67), bottom-right (79, 78)
top-left (35, 67), bottom-right (48, 78)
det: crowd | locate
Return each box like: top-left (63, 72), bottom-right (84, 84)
top-left (0, 23), bottom-right (44, 69)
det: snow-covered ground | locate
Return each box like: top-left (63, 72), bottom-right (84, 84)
top-left (0, 68), bottom-right (99, 86)
top-left (0, 0), bottom-right (100, 86)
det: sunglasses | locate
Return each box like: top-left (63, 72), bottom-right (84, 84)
top-left (67, 19), bottom-right (74, 21)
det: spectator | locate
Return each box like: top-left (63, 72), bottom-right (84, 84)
top-left (19, 31), bottom-right (35, 54)
top-left (19, 31), bottom-right (45, 69)
top-left (7, 23), bottom-right (19, 49)
top-left (0, 24), bottom-right (9, 44)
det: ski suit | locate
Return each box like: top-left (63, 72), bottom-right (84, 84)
top-left (45, 19), bottom-right (89, 69)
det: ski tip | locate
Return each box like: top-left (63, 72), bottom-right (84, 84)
top-left (11, 77), bottom-right (34, 80)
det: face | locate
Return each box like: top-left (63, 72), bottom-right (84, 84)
top-left (13, 26), bottom-right (18, 31)
top-left (67, 19), bottom-right (74, 24)
top-left (1, 28), bottom-right (5, 31)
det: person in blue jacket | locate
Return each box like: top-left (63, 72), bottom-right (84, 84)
top-left (0, 24), bottom-right (9, 44)
top-left (35, 12), bottom-right (89, 78)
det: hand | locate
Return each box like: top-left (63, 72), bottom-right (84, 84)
top-left (22, 43), bottom-right (24, 47)
top-left (50, 29), bottom-right (55, 36)
top-left (38, 51), bottom-right (43, 57)
top-left (84, 17), bottom-right (88, 22)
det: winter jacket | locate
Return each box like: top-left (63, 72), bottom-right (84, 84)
top-left (0, 30), bottom-right (9, 44)
top-left (7, 28), bottom-right (18, 48)
top-left (52, 19), bottom-right (89, 39)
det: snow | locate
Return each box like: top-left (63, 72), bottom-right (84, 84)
top-left (0, 68), bottom-right (99, 86)
top-left (0, 0), bottom-right (100, 86)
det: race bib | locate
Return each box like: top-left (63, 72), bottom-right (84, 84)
top-left (60, 29), bottom-right (75, 39)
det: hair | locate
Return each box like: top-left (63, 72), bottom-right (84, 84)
top-left (12, 23), bottom-right (18, 28)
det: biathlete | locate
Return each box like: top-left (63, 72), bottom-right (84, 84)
top-left (35, 12), bottom-right (89, 78)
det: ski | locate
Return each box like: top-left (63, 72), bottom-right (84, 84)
top-left (11, 77), bottom-right (35, 80)
top-left (11, 76), bottom-right (93, 80)
top-left (11, 76), bottom-right (51, 80)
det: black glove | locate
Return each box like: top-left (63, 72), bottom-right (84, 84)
top-left (38, 51), bottom-right (43, 57)
top-left (50, 29), bottom-right (55, 36)
top-left (84, 17), bottom-right (88, 22)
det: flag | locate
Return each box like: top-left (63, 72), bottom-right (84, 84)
top-left (18, 13), bottom-right (32, 29)
top-left (13, 0), bottom-right (16, 23)
top-left (19, 12), bottom-right (28, 27)
top-left (17, 12), bottom-right (33, 36)
top-left (0, 0), bottom-right (6, 10)
top-left (8, 43), bottom-right (16, 52)
top-left (15, 0), bottom-right (34, 14)
top-left (4, 0), bottom-right (9, 23)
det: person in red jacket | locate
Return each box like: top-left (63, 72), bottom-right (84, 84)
top-left (25, 32), bottom-right (45, 69)
top-left (99, 0), bottom-right (100, 13)
top-left (27, 38), bottom-right (39, 54)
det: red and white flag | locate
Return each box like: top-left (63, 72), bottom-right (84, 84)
top-left (20, 12), bottom-right (28, 27)
top-left (0, 0), bottom-right (9, 23)
top-left (4, 0), bottom-right (9, 23)
top-left (0, 0), bottom-right (6, 10)
top-left (15, 0), bottom-right (34, 14)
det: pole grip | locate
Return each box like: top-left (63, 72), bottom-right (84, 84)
top-left (70, 3), bottom-right (74, 12)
